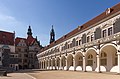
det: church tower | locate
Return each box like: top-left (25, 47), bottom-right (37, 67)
top-left (50, 25), bottom-right (55, 44)
top-left (27, 25), bottom-right (32, 36)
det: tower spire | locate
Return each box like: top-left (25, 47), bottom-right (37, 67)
top-left (50, 25), bottom-right (55, 44)
top-left (27, 25), bottom-right (32, 36)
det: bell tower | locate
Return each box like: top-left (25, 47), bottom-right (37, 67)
top-left (27, 25), bottom-right (32, 36)
top-left (50, 25), bottom-right (55, 44)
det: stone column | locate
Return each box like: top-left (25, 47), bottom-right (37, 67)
top-left (48, 60), bottom-right (50, 69)
top-left (117, 52), bottom-right (120, 74)
top-left (73, 59), bottom-right (76, 71)
top-left (66, 59), bottom-right (69, 70)
top-left (51, 59), bottom-right (53, 70)
top-left (55, 59), bottom-right (57, 70)
top-left (83, 56), bottom-right (86, 72)
top-left (96, 54), bottom-right (101, 73)
top-left (40, 61), bottom-right (42, 69)
top-left (59, 58), bottom-right (62, 70)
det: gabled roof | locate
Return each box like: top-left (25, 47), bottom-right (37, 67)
top-left (27, 35), bottom-right (36, 45)
top-left (40, 2), bottom-right (120, 52)
top-left (0, 30), bottom-right (14, 45)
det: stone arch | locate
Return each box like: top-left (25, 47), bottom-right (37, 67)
top-left (56, 57), bottom-right (60, 70)
top-left (85, 48), bottom-right (97, 71)
top-left (100, 43), bottom-right (117, 72)
top-left (61, 56), bottom-right (66, 70)
top-left (46, 59), bottom-right (49, 69)
top-left (43, 60), bottom-right (46, 69)
top-left (67, 54), bottom-right (74, 70)
top-left (74, 52), bottom-right (83, 71)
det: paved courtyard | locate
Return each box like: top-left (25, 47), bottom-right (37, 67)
top-left (1, 70), bottom-right (120, 79)
top-left (28, 70), bottom-right (120, 79)
top-left (0, 72), bottom-right (35, 79)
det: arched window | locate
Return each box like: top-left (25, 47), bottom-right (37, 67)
top-left (87, 54), bottom-right (93, 66)
top-left (78, 56), bottom-right (83, 66)
top-left (100, 51), bottom-right (107, 66)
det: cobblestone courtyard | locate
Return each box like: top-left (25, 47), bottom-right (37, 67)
top-left (1, 70), bottom-right (120, 79)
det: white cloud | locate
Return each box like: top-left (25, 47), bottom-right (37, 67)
top-left (0, 3), bottom-right (27, 38)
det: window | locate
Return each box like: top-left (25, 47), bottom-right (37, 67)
top-left (78, 56), bottom-right (83, 66)
top-left (87, 36), bottom-right (90, 42)
top-left (10, 55), bottom-right (14, 58)
top-left (100, 52), bottom-right (107, 66)
top-left (24, 59), bottom-right (27, 62)
top-left (91, 35), bottom-right (94, 41)
top-left (87, 54), bottom-right (93, 66)
top-left (18, 48), bottom-right (21, 52)
top-left (24, 54), bottom-right (28, 57)
top-left (0, 57), bottom-right (1, 61)
top-left (24, 49), bottom-right (27, 52)
top-left (19, 54), bottom-right (21, 57)
top-left (108, 27), bottom-right (113, 36)
top-left (102, 29), bottom-right (107, 37)
top-left (79, 40), bottom-right (81, 45)
top-left (68, 44), bottom-right (70, 49)
top-left (70, 43), bottom-right (72, 48)
top-left (76, 41), bottom-right (78, 46)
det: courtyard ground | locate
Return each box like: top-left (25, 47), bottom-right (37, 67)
top-left (28, 70), bottom-right (120, 79)
top-left (1, 70), bottom-right (120, 79)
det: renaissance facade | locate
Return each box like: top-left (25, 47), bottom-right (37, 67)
top-left (37, 3), bottom-right (120, 73)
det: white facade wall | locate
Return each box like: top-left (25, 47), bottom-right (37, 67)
top-left (37, 6), bottom-right (120, 73)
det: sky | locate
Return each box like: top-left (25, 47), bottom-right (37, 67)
top-left (0, 0), bottom-right (119, 46)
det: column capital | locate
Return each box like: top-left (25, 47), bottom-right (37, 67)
top-left (96, 54), bottom-right (100, 57)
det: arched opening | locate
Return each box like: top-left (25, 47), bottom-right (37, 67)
top-left (100, 44), bottom-right (117, 72)
top-left (85, 48), bottom-right (97, 71)
top-left (74, 52), bottom-right (83, 71)
top-left (41, 61), bottom-right (44, 69)
top-left (56, 57), bottom-right (60, 70)
top-left (46, 60), bottom-right (49, 69)
top-left (52, 58), bottom-right (56, 69)
top-left (61, 56), bottom-right (66, 70)
top-left (43, 61), bottom-right (45, 69)
top-left (67, 54), bottom-right (74, 70)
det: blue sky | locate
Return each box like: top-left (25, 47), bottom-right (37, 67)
top-left (0, 0), bottom-right (119, 46)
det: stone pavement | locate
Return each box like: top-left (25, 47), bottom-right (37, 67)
top-left (28, 70), bottom-right (120, 79)
top-left (0, 73), bottom-right (36, 79)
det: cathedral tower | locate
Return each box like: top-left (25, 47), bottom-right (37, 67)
top-left (50, 25), bottom-right (55, 44)
top-left (27, 25), bottom-right (32, 36)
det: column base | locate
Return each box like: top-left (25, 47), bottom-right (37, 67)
top-left (97, 71), bottom-right (102, 73)
top-left (117, 73), bottom-right (120, 75)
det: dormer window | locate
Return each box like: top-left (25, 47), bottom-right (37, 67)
top-left (102, 29), bottom-right (107, 37)
top-left (106, 8), bottom-right (112, 15)
top-left (108, 27), bottom-right (113, 36)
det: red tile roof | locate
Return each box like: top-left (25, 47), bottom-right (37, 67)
top-left (15, 37), bottom-right (27, 46)
top-left (15, 36), bottom-right (36, 46)
top-left (0, 30), bottom-right (14, 45)
top-left (27, 36), bottom-right (36, 45)
top-left (40, 2), bottom-right (120, 52)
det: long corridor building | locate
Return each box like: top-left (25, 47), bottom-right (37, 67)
top-left (37, 3), bottom-right (120, 73)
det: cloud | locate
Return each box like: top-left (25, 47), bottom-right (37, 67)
top-left (0, 3), bottom-right (27, 38)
